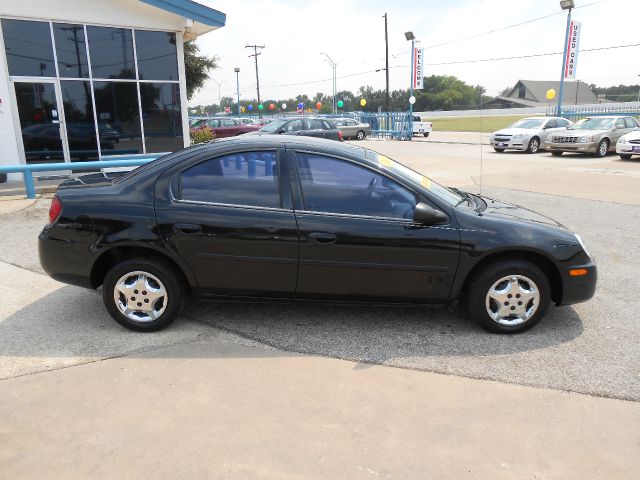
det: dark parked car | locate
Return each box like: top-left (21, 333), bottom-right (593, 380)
top-left (190, 117), bottom-right (260, 138)
top-left (247, 117), bottom-right (343, 141)
top-left (39, 136), bottom-right (596, 333)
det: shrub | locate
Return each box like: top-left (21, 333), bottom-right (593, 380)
top-left (190, 127), bottom-right (215, 144)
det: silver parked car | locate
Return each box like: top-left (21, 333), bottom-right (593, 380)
top-left (490, 117), bottom-right (572, 154)
top-left (333, 118), bottom-right (371, 140)
top-left (544, 116), bottom-right (640, 157)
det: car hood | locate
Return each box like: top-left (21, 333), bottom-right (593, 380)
top-left (493, 128), bottom-right (537, 136)
top-left (557, 128), bottom-right (608, 136)
top-left (475, 194), bottom-right (566, 229)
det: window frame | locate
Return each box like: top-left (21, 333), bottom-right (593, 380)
top-left (173, 148), bottom-right (288, 212)
top-left (289, 149), bottom-right (423, 222)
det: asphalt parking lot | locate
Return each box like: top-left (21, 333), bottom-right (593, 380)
top-left (1, 136), bottom-right (639, 401)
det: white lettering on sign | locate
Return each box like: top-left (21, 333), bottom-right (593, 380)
top-left (413, 47), bottom-right (424, 90)
top-left (564, 20), bottom-right (581, 79)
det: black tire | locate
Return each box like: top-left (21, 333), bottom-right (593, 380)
top-left (619, 154), bottom-right (632, 160)
top-left (551, 151), bottom-right (563, 157)
top-left (102, 258), bottom-right (185, 332)
top-left (526, 136), bottom-right (540, 154)
top-left (423, 132), bottom-right (430, 137)
top-left (466, 258), bottom-right (551, 334)
top-left (595, 139), bottom-right (609, 158)
top-left (493, 148), bottom-right (505, 153)
top-left (356, 130), bottom-right (366, 140)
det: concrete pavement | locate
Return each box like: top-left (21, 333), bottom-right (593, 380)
top-left (2, 336), bottom-right (638, 480)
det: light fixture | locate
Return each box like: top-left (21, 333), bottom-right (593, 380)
top-left (559, 0), bottom-right (574, 10)
top-left (234, 67), bottom-right (240, 73)
top-left (404, 31), bottom-right (415, 41)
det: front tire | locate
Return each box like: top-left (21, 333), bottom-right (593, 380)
top-left (526, 137), bottom-right (540, 154)
top-left (493, 148), bottom-right (505, 153)
top-left (619, 154), bottom-right (632, 160)
top-left (423, 132), bottom-right (430, 137)
top-left (595, 139), bottom-right (609, 157)
top-left (551, 151), bottom-right (563, 157)
top-left (466, 259), bottom-right (551, 333)
top-left (103, 258), bottom-right (185, 332)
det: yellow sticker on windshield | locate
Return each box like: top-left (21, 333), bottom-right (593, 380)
top-left (378, 155), bottom-right (393, 168)
top-left (421, 177), bottom-right (431, 189)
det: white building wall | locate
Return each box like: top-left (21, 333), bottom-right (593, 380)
top-left (0, 21), bottom-right (22, 180)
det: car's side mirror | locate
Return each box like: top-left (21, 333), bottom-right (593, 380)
top-left (412, 202), bottom-right (448, 225)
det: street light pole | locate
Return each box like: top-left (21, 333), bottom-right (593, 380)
top-left (405, 31), bottom-right (415, 141)
top-left (383, 13), bottom-right (390, 112)
top-left (557, 0), bottom-right (575, 116)
top-left (234, 67), bottom-right (240, 116)
top-left (321, 53), bottom-right (337, 114)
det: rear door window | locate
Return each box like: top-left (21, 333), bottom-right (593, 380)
top-left (179, 151), bottom-right (280, 208)
top-left (624, 117), bottom-right (638, 128)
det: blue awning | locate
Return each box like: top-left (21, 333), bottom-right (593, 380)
top-left (139, 0), bottom-right (226, 28)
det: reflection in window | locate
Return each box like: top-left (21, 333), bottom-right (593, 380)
top-left (140, 83), bottom-right (183, 153)
top-left (180, 152), bottom-right (279, 208)
top-left (53, 23), bottom-right (89, 78)
top-left (87, 26), bottom-right (135, 79)
top-left (60, 80), bottom-right (99, 162)
top-left (295, 153), bottom-right (416, 218)
top-left (135, 30), bottom-right (178, 81)
top-left (2, 19), bottom-right (55, 77)
top-left (14, 82), bottom-right (64, 164)
top-left (93, 81), bottom-right (142, 155)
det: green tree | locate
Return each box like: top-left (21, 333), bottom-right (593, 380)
top-left (183, 40), bottom-right (218, 100)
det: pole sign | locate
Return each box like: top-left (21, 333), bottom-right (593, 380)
top-left (413, 47), bottom-right (424, 89)
top-left (564, 20), bottom-right (581, 79)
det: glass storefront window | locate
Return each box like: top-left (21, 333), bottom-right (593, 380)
top-left (53, 23), bottom-right (89, 79)
top-left (135, 30), bottom-right (178, 81)
top-left (87, 26), bottom-right (135, 79)
top-left (93, 81), bottom-right (143, 155)
top-left (60, 80), bottom-right (99, 162)
top-left (2, 19), bottom-right (55, 77)
top-left (140, 83), bottom-right (183, 153)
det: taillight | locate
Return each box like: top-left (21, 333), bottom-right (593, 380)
top-left (338, 130), bottom-right (343, 141)
top-left (49, 195), bottom-right (62, 224)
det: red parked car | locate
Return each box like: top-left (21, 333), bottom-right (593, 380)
top-left (190, 117), bottom-right (261, 138)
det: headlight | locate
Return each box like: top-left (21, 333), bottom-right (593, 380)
top-left (578, 135), bottom-right (593, 143)
top-left (575, 234), bottom-right (592, 260)
top-left (512, 134), bottom-right (525, 140)
top-left (618, 137), bottom-right (626, 144)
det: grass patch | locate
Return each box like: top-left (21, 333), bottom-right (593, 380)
top-left (421, 115), bottom-right (544, 133)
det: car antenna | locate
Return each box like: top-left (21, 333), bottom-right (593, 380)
top-left (479, 93), bottom-right (484, 207)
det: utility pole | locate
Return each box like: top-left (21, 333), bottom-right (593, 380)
top-left (245, 44), bottom-right (265, 112)
top-left (383, 13), bottom-right (390, 112)
top-left (321, 53), bottom-right (337, 114)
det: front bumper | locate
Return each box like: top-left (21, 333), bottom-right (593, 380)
top-left (490, 137), bottom-right (529, 151)
top-left (558, 261), bottom-right (597, 305)
top-left (616, 143), bottom-right (640, 156)
top-left (544, 141), bottom-right (598, 154)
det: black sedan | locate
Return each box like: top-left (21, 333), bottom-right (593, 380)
top-left (246, 117), bottom-right (343, 141)
top-left (39, 136), bottom-right (596, 333)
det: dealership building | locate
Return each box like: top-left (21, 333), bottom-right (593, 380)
top-left (0, 0), bottom-right (225, 180)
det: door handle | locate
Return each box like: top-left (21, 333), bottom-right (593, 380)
top-left (174, 223), bottom-right (202, 234)
top-left (309, 232), bottom-right (337, 244)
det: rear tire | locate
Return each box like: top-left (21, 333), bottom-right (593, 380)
top-left (466, 259), bottom-right (551, 333)
top-left (619, 154), bottom-right (632, 160)
top-left (493, 148), bottom-right (505, 153)
top-left (423, 132), bottom-right (430, 137)
top-left (551, 151), bottom-right (563, 157)
top-left (103, 258), bottom-right (185, 332)
top-left (595, 139), bottom-right (609, 158)
top-left (356, 130), bottom-right (366, 140)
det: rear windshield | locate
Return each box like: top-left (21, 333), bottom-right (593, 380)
top-left (113, 145), bottom-right (205, 184)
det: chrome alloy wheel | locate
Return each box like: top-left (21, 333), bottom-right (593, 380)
top-left (528, 138), bottom-right (539, 153)
top-left (485, 275), bottom-right (540, 326)
top-left (113, 271), bottom-right (168, 322)
top-left (598, 140), bottom-right (608, 156)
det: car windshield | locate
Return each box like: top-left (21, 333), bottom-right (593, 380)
top-left (569, 118), bottom-right (615, 130)
top-left (260, 120), bottom-right (288, 132)
top-left (367, 151), bottom-right (465, 207)
top-left (509, 119), bottom-right (545, 129)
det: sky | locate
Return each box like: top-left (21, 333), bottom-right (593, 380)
top-left (190, 0), bottom-right (640, 107)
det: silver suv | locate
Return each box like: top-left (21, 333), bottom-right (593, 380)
top-left (544, 116), bottom-right (640, 157)
top-left (491, 117), bottom-right (572, 154)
